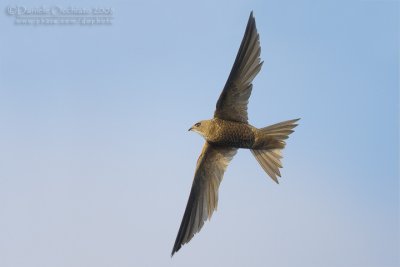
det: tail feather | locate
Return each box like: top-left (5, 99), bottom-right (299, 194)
top-left (260, 118), bottom-right (299, 140)
top-left (251, 119), bottom-right (299, 183)
top-left (251, 149), bottom-right (282, 183)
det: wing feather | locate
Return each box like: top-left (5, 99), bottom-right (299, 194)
top-left (171, 143), bottom-right (237, 256)
top-left (214, 11), bottom-right (263, 123)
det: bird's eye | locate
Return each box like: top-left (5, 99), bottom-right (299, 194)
top-left (195, 122), bottom-right (201, 127)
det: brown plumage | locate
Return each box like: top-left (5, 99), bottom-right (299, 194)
top-left (172, 11), bottom-right (299, 256)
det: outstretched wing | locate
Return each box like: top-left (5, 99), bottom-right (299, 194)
top-left (214, 11), bottom-right (263, 123)
top-left (171, 143), bottom-right (237, 256)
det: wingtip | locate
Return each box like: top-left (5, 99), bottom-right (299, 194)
top-left (171, 247), bottom-right (178, 257)
top-left (247, 11), bottom-right (256, 24)
top-left (171, 243), bottom-right (180, 257)
top-left (249, 11), bottom-right (256, 23)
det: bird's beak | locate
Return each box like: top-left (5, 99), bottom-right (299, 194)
top-left (188, 127), bottom-right (193, 131)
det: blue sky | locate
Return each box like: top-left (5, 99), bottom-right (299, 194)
top-left (0, 0), bottom-right (398, 266)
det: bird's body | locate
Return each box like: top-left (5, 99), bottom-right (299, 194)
top-left (196, 118), bottom-right (256, 148)
top-left (171, 12), bottom-right (299, 256)
top-left (193, 118), bottom-right (288, 151)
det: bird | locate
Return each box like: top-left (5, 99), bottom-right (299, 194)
top-left (171, 11), bottom-right (299, 256)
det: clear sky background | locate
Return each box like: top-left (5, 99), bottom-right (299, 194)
top-left (0, 0), bottom-right (398, 266)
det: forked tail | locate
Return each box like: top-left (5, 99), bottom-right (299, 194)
top-left (251, 118), bottom-right (299, 183)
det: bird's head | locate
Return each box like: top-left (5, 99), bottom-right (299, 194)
top-left (188, 120), bottom-right (212, 139)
